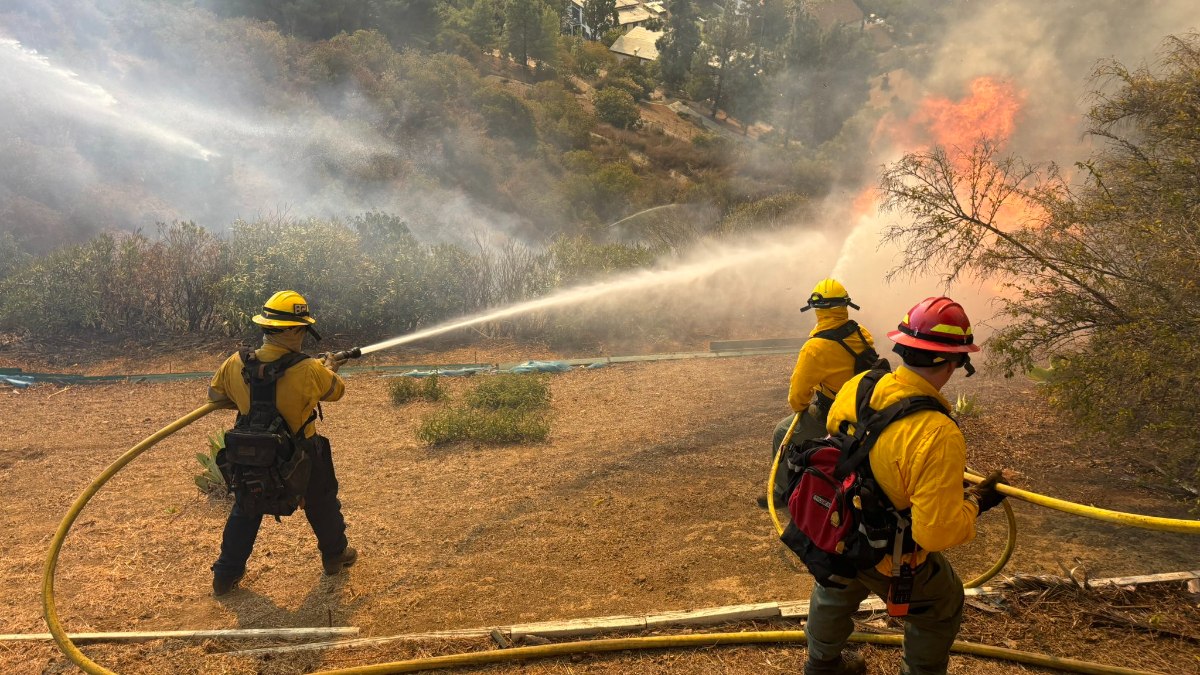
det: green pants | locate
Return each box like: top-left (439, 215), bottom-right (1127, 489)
top-left (805, 552), bottom-right (964, 675)
top-left (770, 407), bottom-right (827, 503)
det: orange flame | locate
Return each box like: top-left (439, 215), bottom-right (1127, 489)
top-left (915, 77), bottom-right (1023, 149)
top-left (875, 76), bottom-right (1026, 153)
top-left (851, 186), bottom-right (877, 219)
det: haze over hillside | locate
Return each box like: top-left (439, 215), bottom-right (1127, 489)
top-left (1, 0), bottom-right (1193, 258)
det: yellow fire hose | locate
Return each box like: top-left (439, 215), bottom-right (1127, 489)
top-left (308, 630), bottom-right (1159, 675)
top-left (41, 402), bottom-right (224, 675)
top-left (42, 403), bottom-right (1200, 675)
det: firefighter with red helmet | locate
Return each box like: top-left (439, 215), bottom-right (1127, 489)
top-left (802, 297), bottom-right (1007, 675)
top-left (763, 279), bottom-right (879, 508)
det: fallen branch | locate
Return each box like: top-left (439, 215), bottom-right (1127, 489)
top-left (1136, 459), bottom-right (1200, 498)
top-left (1083, 608), bottom-right (1200, 643)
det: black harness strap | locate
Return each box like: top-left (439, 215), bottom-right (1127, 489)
top-left (833, 370), bottom-right (950, 481)
top-left (816, 321), bottom-right (871, 357)
top-left (238, 349), bottom-right (316, 434)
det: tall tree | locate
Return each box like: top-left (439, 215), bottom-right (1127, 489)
top-left (212, 0), bottom-right (371, 40)
top-left (704, 2), bottom-right (749, 117)
top-left (722, 55), bottom-right (766, 134)
top-left (655, 0), bottom-right (700, 90)
top-left (582, 0), bottom-right (619, 40)
top-left (747, 0), bottom-right (789, 66)
top-left (465, 0), bottom-right (503, 50)
top-left (768, 17), bottom-right (871, 147)
top-left (374, 0), bottom-right (443, 46)
top-left (504, 0), bottom-right (555, 68)
top-left (773, 6), bottom-right (820, 147)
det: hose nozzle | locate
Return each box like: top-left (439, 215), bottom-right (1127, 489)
top-left (331, 347), bottom-right (362, 362)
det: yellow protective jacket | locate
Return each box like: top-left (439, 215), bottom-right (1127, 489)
top-left (208, 343), bottom-right (345, 439)
top-left (825, 366), bottom-right (978, 573)
top-left (787, 307), bottom-right (875, 412)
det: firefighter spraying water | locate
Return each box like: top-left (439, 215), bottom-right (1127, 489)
top-left (206, 291), bottom-right (356, 595)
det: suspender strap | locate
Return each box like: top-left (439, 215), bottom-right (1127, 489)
top-left (238, 349), bottom-right (313, 433)
top-left (814, 320), bottom-right (874, 363)
top-left (832, 371), bottom-right (949, 481)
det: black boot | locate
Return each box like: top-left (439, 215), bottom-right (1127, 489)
top-left (804, 650), bottom-right (867, 675)
top-left (212, 571), bottom-right (245, 597)
top-left (322, 546), bottom-right (357, 575)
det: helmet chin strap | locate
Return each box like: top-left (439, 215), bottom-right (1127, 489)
top-left (801, 300), bottom-right (859, 312)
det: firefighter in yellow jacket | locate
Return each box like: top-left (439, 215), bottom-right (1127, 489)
top-left (801, 296), bottom-right (1007, 675)
top-left (764, 279), bottom-right (878, 508)
top-left (207, 290), bottom-right (357, 596)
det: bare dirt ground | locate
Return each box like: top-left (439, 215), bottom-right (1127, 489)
top-left (2, 344), bottom-right (1198, 674)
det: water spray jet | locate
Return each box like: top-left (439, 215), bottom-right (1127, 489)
top-left (604, 203), bottom-right (684, 229)
top-left (353, 236), bottom-right (816, 357)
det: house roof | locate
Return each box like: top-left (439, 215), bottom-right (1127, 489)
top-left (615, 0), bottom-right (640, 8)
top-left (617, 7), bottom-right (652, 25)
top-left (609, 27), bottom-right (663, 61)
top-left (806, 0), bottom-right (863, 32)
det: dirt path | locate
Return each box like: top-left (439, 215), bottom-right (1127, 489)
top-left (2, 352), bottom-right (1197, 673)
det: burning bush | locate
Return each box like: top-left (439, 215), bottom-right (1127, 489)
top-left (879, 35), bottom-right (1200, 485)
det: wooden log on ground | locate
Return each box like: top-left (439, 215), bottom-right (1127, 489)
top-left (215, 570), bottom-right (1200, 657)
top-left (645, 602), bottom-right (780, 628)
top-left (0, 627), bottom-right (359, 643)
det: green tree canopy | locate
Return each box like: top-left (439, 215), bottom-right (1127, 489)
top-left (504, 0), bottom-right (558, 68)
top-left (656, 0), bottom-right (700, 90)
top-left (582, 0), bottom-right (619, 40)
top-left (593, 87), bottom-right (640, 129)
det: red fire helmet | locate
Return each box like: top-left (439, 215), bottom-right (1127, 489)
top-left (887, 296), bottom-right (981, 353)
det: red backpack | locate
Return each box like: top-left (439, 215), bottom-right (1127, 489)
top-left (780, 369), bottom-right (951, 589)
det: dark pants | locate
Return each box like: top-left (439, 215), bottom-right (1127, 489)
top-left (770, 406), bottom-right (827, 503)
top-left (806, 553), bottom-right (965, 675)
top-left (212, 436), bottom-right (348, 579)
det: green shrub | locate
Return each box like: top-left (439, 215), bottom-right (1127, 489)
top-left (953, 393), bottom-right (979, 418)
top-left (570, 38), bottom-right (616, 77)
top-left (389, 374), bottom-right (447, 404)
top-left (599, 75), bottom-right (644, 100)
top-left (472, 407), bottom-right (550, 443)
top-left (418, 373), bottom-right (551, 445)
top-left (476, 85), bottom-right (537, 151)
top-left (466, 373), bottom-right (550, 410)
top-left (548, 235), bottom-right (660, 285)
top-left (417, 405), bottom-right (549, 445)
top-left (417, 406), bottom-right (475, 444)
top-left (718, 193), bottom-right (809, 234)
top-left (593, 88), bottom-right (640, 129)
top-left (195, 431), bottom-right (229, 497)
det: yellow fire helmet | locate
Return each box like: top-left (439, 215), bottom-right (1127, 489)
top-left (252, 290), bottom-right (321, 339)
top-left (801, 278), bottom-right (860, 312)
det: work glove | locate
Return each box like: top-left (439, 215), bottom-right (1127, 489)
top-left (321, 353), bottom-right (343, 373)
top-left (966, 470), bottom-right (1009, 514)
